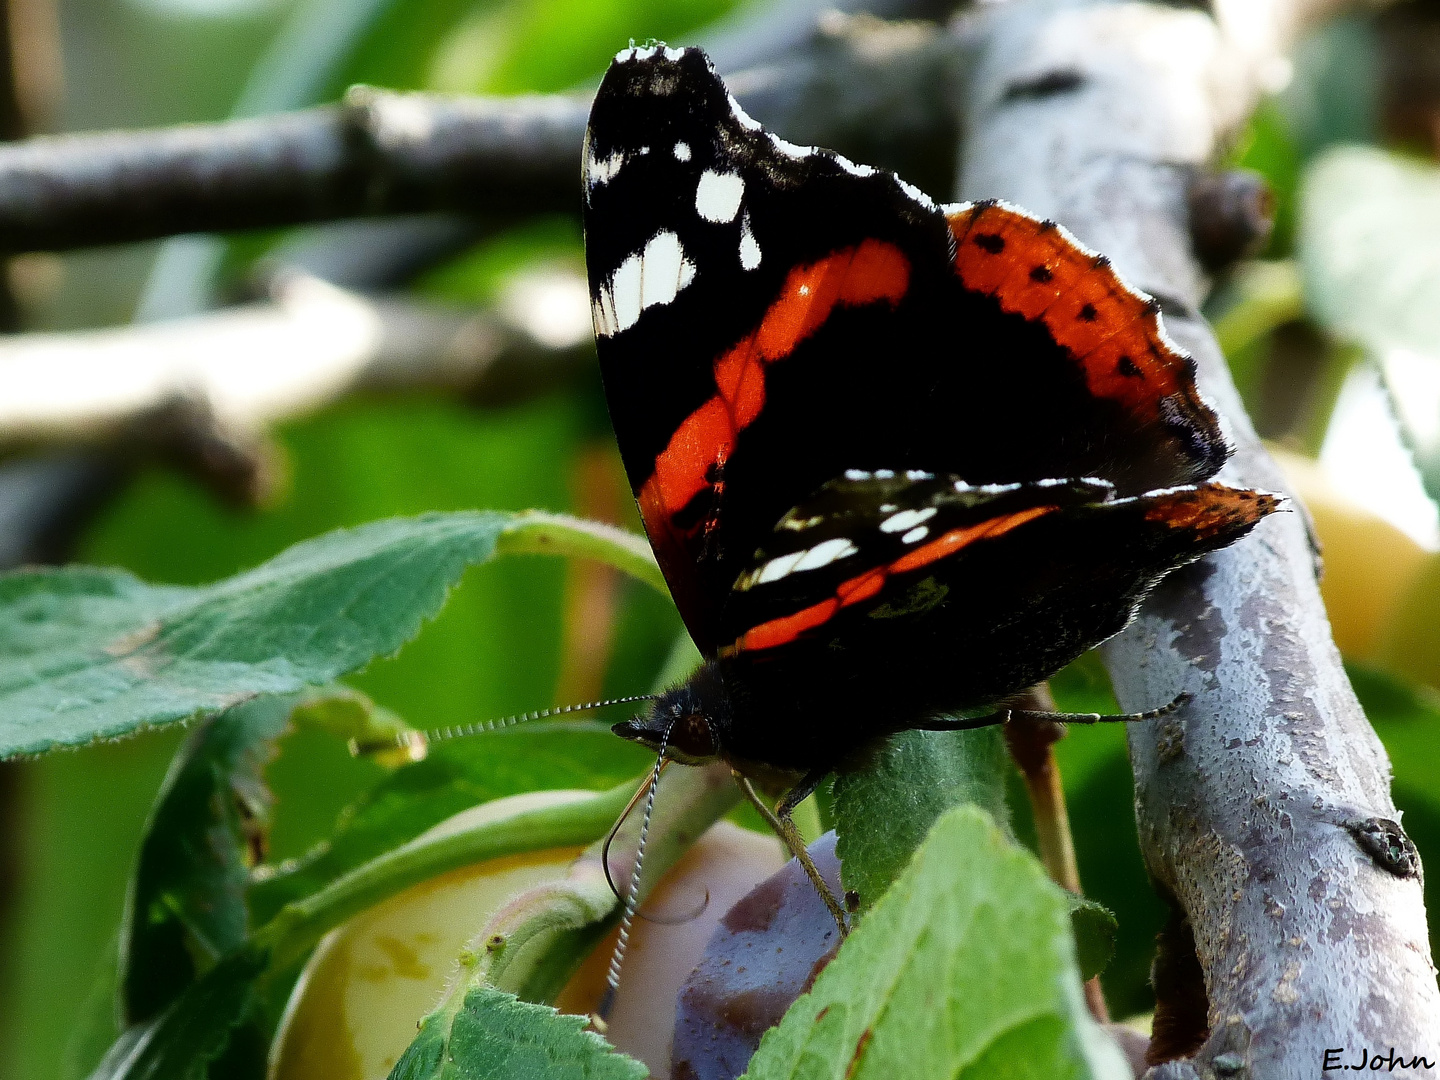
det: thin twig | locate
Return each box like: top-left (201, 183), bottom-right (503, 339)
top-left (1004, 683), bottom-right (1108, 1024)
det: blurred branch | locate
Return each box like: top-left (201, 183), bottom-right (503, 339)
top-left (0, 11), bottom-right (964, 256)
top-left (958, 0), bottom-right (1438, 1075)
top-left (0, 89), bottom-right (589, 253)
top-left (0, 266), bottom-right (594, 503)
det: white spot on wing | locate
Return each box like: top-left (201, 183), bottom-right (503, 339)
top-left (874, 469), bottom-right (895, 479)
top-left (756, 550), bottom-right (807, 585)
top-left (590, 291), bottom-right (616, 338)
top-left (845, 469), bottom-right (870, 480)
top-left (739, 211), bottom-right (762, 270)
top-left (781, 514), bottom-right (824, 532)
top-left (905, 469), bottom-right (932, 480)
top-left (663, 45), bottom-right (684, 61)
top-left (880, 507), bottom-right (937, 533)
top-left (592, 230), bottom-right (696, 337)
top-left (836, 155), bottom-right (876, 178)
top-left (901, 526), bottom-right (929, 544)
top-left (608, 252), bottom-right (643, 333)
top-left (696, 170), bottom-right (745, 223)
top-left (793, 537), bottom-right (858, 572)
top-left (673, 141), bottom-right (691, 162)
top-left (585, 149), bottom-right (624, 187)
top-left (639, 231), bottom-right (688, 310)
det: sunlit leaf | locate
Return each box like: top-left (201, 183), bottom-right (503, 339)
top-left (0, 511), bottom-right (660, 758)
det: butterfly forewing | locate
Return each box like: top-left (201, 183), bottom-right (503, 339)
top-left (583, 46), bottom-right (1231, 654)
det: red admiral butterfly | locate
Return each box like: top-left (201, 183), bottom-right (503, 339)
top-left (581, 45), bottom-right (1278, 928)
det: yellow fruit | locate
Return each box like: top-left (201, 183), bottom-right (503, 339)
top-left (1272, 448), bottom-right (1432, 660)
top-left (268, 790), bottom-right (783, 1080)
top-left (269, 790), bottom-right (592, 1080)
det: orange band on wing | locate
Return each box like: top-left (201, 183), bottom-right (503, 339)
top-left (727, 506), bottom-right (1055, 655)
top-left (889, 507), bottom-right (1053, 574)
top-left (946, 203), bottom-right (1185, 413)
top-left (1142, 486), bottom-right (1281, 540)
top-left (638, 240), bottom-right (910, 537)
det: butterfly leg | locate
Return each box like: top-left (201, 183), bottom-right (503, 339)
top-left (732, 769), bottom-right (849, 939)
top-left (915, 692), bottom-right (1192, 732)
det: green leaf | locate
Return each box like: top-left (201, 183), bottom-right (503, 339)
top-left (390, 985), bottom-right (645, 1080)
top-left (1067, 896), bottom-right (1118, 983)
top-left (94, 783), bottom-right (640, 1080)
top-left (0, 511), bottom-right (661, 758)
top-left (1301, 146), bottom-right (1440, 358)
top-left (832, 727), bottom-right (1010, 912)
top-left (86, 947), bottom-right (268, 1080)
top-left (742, 805), bottom-right (1130, 1080)
top-left (1299, 146), bottom-right (1440, 493)
top-left (249, 724), bottom-right (648, 924)
top-left (120, 696), bottom-right (293, 1026)
top-left (288, 684), bottom-right (411, 748)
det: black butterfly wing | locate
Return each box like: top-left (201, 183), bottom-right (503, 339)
top-left (710, 473), bottom-right (1279, 771)
top-left (583, 45), bottom-right (1227, 654)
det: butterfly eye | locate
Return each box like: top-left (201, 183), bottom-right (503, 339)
top-left (672, 713), bottom-right (718, 759)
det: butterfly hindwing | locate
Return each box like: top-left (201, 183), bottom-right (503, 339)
top-left (710, 473), bottom-right (1279, 771)
top-left (583, 45), bottom-right (1230, 654)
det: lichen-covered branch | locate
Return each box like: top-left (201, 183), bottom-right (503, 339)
top-left (956, 1), bottom-right (1438, 1075)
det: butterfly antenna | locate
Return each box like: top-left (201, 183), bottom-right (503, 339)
top-left (593, 720), bottom-right (672, 1029)
top-left (348, 694), bottom-right (659, 756)
top-left (601, 759), bottom-right (671, 903)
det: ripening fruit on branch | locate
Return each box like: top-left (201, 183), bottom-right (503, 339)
top-left (269, 790), bottom-right (782, 1080)
top-left (1272, 448), bottom-right (1432, 665)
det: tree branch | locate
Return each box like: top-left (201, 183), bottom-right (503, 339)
top-left (0, 265), bottom-right (594, 502)
top-left (957, 1), bottom-right (1438, 1075)
top-left (0, 12), bottom-right (965, 255)
top-left (0, 89), bottom-right (589, 252)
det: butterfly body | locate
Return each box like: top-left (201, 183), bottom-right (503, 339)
top-left (583, 44), bottom-right (1278, 782)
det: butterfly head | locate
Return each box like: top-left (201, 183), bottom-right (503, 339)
top-left (612, 660), bottom-right (730, 764)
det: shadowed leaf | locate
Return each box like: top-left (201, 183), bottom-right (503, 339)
top-left (832, 727), bottom-right (1010, 912)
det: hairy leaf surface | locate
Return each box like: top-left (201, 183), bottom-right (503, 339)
top-left (832, 727), bottom-right (1010, 912)
top-left (0, 511), bottom-right (658, 757)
